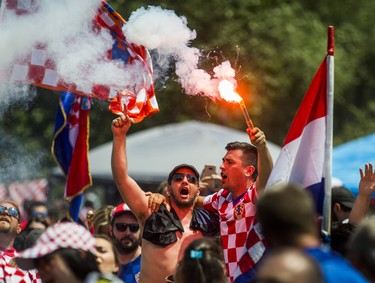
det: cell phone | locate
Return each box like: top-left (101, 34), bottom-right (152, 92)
top-left (201, 164), bottom-right (217, 179)
top-left (200, 164), bottom-right (222, 192)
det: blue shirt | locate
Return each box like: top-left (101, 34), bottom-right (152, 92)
top-left (118, 254), bottom-right (141, 283)
top-left (305, 247), bottom-right (369, 283)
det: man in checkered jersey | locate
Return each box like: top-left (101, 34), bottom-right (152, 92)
top-left (197, 127), bottom-right (273, 283)
top-left (0, 199), bottom-right (41, 282)
top-left (150, 127), bottom-right (273, 282)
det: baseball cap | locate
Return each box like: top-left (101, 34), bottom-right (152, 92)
top-left (16, 222), bottom-right (96, 270)
top-left (167, 164), bottom-right (200, 185)
top-left (111, 203), bottom-right (134, 224)
top-left (332, 186), bottom-right (355, 208)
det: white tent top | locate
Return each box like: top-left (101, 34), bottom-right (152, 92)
top-left (89, 120), bottom-right (281, 182)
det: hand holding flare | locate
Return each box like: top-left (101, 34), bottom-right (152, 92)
top-left (218, 80), bottom-right (254, 129)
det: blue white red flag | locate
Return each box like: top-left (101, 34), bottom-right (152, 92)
top-left (51, 92), bottom-right (92, 199)
top-left (266, 28), bottom-right (334, 226)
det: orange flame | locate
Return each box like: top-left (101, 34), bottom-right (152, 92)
top-left (218, 80), bottom-right (243, 102)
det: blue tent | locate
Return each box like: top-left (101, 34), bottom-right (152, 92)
top-left (333, 133), bottom-right (375, 196)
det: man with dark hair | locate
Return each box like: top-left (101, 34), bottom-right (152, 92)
top-left (198, 129), bottom-right (273, 282)
top-left (331, 186), bottom-right (355, 227)
top-left (149, 128), bottom-right (273, 283)
top-left (110, 203), bottom-right (141, 283)
top-left (256, 183), bottom-right (368, 283)
top-left (347, 218), bottom-right (375, 282)
top-left (255, 248), bottom-right (323, 283)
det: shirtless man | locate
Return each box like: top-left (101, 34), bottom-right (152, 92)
top-left (111, 114), bottom-right (218, 283)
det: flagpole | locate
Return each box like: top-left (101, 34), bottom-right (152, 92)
top-left (322, 26), bottom-right (334, 234)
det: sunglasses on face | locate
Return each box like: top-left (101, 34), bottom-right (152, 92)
top-left (32, 211), bottom-right (48, 218)
top-left (171, 173), bottom-right (198, 184)
top-left (0, 205), bottom-right (20, 218)
top-left (115, 223), bottom-right (140, 233)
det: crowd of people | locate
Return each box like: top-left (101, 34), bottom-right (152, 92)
top-left (0, 114), bottom-right (374, 283)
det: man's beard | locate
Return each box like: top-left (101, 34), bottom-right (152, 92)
top-left (113, 236), bottom-right (140, 254)
top-left (0, 221), bottom-right (12, 234)
top-left (169, 190), bottom-right (196, 209)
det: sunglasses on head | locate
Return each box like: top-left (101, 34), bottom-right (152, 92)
top-left (171, 173), bottom-right (198, 184)
top-left (0, 205), bottom-right (20, 218)
top-left (115, 223), bottom-right (140, 233)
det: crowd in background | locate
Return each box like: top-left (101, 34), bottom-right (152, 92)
top-left (0, 115), bottom-right (374, 283)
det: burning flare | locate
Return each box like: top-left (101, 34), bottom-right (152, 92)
top-left (218, 79), bottom-right (254, 129)
top-left (218, 80), bottom-right (242, 102)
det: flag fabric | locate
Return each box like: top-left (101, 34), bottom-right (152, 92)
top-left (266, 28), bottom-right (334, 224)
top-left (0, 179), bottom-right (48, 218)
top-left (1, 0), bottom-right (159, 122)
top-left (7, 178), bottom-right (48, 216)
top-left (51, 92), bottom-right (92, 199)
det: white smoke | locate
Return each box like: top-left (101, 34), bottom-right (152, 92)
top-left (0, 1), bottom-right (238, 182)
top-left (123, 6), bottom-right (236, 99)
top-left (0, 1), bottom-right (236, 105)
top-left (0, 0), bottom-right (138, 106)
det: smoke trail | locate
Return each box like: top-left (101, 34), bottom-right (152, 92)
top-left (1, 1), bottom-right (236, 105)
top-left (0, 0), bottom-right (141, 105)
top-left (123, 6), bottom-right (237, 100)
top-left (0, 1), bottom-right (237, 182)
top-left (0, 129), bottom-right (45, 184)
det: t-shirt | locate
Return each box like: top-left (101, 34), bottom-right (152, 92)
top-left (118, 254), bottom-right (141, 283)
top-left (203, 184), bottom-right (266, 282)
top-left (305, 247), bottom-right (369, 283)
top-left (0, 249), bottom-right (41, 282)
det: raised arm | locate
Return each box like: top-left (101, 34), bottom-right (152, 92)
top-left (248, 127), bottom-right (273, 196)
top-left (349, 163), bottom-right (375, 225)
top-left (111, 113), bottom-right (149, 221)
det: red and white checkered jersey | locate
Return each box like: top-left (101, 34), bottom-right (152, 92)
top-left (0, 253), bottom-right (41, 283)
top-left (203, 184), bottom-right (266, 282)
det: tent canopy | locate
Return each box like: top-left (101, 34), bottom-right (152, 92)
top-left (89, 120), bottom-right (281, 183)
top-left (333, 133), bottom-right (375, 196)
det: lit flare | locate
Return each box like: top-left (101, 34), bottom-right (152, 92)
top-left (218, 80), bottom-right (254, 129)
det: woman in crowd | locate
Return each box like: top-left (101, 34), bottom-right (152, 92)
top-left (174, 238), bottom-right (226, 283)
top-left (94, 234), bottom-right (120, 275)
top-left (15, 222), bottom-right (123, 283)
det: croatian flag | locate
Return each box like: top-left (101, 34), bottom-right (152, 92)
top-left (266, 27), bottom-right (334, 232)
top-left (0, 0), bottom-right (159, 122)
top-left (52, 92), bottom-right (92, 200)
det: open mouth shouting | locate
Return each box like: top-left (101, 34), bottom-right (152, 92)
top-left (179, 187), bottom-right (189, 198)
top-left (221, 172), bottom-right (228, 181)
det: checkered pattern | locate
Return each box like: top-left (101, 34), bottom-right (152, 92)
top-left (0, 252), bottom-right (41, 282)
top-left (7, 179), bottom-right (48, 218)
top-left (203, 184), bottom-right (267, 282)
top-left (18, 222), bottom-right (96, 262)
top-left (0, 183), bottom-right (8, 200)
top-left (1, 0), bottom-right (159, 122)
